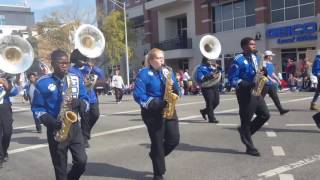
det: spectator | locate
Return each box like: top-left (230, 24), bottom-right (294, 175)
top-left (111, 69), bottom-right (125, 103)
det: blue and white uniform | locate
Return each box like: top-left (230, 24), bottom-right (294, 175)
top-left (195, 64), bottom-right (216, 85)
top-left (0, 82), bottom-right (19, 105)
top-left (228, 53), bottom-right (260, 87)
top-left (264, 61), bottom-right (275, 86)
top-left (312, 55), bottom-right (320, 77)
top-left (133, 66), bottom-right (180, 109)
top-left (32, 73), bottom-right (89, 120)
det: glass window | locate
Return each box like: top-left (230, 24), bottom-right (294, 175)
top-left (234, 17), bottom-right (245, 29)
top-left (213, 6), bottom-right (222, 22)
top-left (233, 1), bottom-right (245, 17)
top-left (213, 22), bottom-right (222, 33)
top-left (222, 3), bottom-right (233, 20)
top-left (223, 20), bottom-right (233, 31)
top-left (300, 4), bottom-right (314, 17)
top-left (271, 0), bottom-right (284, 10)
top-left (245, 0), bottom-right (255, 15)
top-left (272, 9), bottom-right (284, 22)
top-left (246, 15), bottom-right (255, 27)
top-left (285, 6), bottom-right (299, 20)
top-left (285, 0), bottom-right (298, 7)
top-left (300, 0), bottom-right (314, 4)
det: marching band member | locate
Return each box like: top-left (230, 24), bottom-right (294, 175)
top-left (196, 57), bottom-right (220, 123)
top-left (69, 49), bottom-right (104, 148)
top-left (228, 37), bottom-right (270, 156)
top-left (261, 50), bottom-right (289, 115)
top-left (32, 49), bottom-right (89, 180)
top-left (23, 72), bottom-right (42, 133)
top-left (310, 51), bottom-right (320, 110)
top-left (133, 48), bottom-right (181, 180)
top-left (0, 74), bottom-right (19, 168)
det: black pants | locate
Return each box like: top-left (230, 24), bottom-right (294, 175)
top-left (261, 85), bottom-right (285, 112)
top-left (201, 85), bottom-right (220, 122)
top-left (114, 88), bottom-right (123, 102)
top-left (0, 104), bottom-right (13, 161)
top-left (183, 81), bottom-right (188, 95)
top-left (47, 123), bottom-right (87, 180)
top-left (312, 76), bottom-right (320, 103)
top-left (141, 108), bottom-right (180, 176)
top-left (81, 102), bottom-right (100, 140)
top-left (236, 87), bottom-right (270, 149)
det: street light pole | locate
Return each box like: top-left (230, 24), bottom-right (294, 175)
top-left (109, 0), bottom-right (130, 87)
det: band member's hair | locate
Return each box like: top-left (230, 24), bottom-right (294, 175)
top-left (51, 49), bottom-right (68, 65)
top-left (70, 49), bottom-right (88, 63)
top-left (27, 72), bottom-right (37, 79)
top-left (240, 37), bottom-right (254, 49)
top-left (202, 56), bottom-right (209, 64)
top-left (146, 48), bottom-right (164, 64)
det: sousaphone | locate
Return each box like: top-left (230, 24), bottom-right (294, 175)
top-left (198, 35), bottom-right (222, 88)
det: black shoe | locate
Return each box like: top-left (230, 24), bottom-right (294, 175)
top-left (246, 148), bottom-right (260, 156)
top-left (313, 114), bottom-right (320, 129)
top-left (84, 140), bottom-right (90, 148)
top-left (209, 120), bottom-right (219, 123)
top-left (237, 127), bottom-right (252, 147)
top-left (3, 153), bottom-right (8, 162)
top-left (200, 109), bottom-right (207, 120)
top-left (280, 109), bottom-right (290, 115)
top-left (153, 175), bottom-right (164, 180)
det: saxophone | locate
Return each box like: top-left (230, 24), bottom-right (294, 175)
top-left (251, 53), bottom-right (268, 96)
top-left (162, 66), bottom-right (179, 119)
top-left (251, 72), bottom-right (268, 96)
top-left (54, 74), bottom-right (78, 142)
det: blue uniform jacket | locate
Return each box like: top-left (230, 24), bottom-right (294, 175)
top-left (195, 64), bottom-right (215, 84)
top-left (228, 53), bottom-right (260, 87)
top-left (264, 61), bottom-right (274, 86)
top-left (31, 73), bottom-right (89, 119)
top-left (312, 55), bottom-right (320, 77)
top-left (0, 81), bottom-right (19, 105)
top-left (133, 66), bottom-right (181, 109)
top-left (69, 65), bottom-right (104, 104)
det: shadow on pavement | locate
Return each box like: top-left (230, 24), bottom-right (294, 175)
top-left (11, 136), bottom-right (47, 145)
top-left (140, 143), bottom-right (244, 155)
top-left (84, 162), bottom-right (153, 179)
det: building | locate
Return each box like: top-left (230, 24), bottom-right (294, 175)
top-left (99, 0), bottom-right (320, 81)
top-left (0, 4), bottom-right (35, 36)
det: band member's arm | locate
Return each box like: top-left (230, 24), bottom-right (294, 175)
top-left (312, 58), bottom-right (320, 77)
top-left (31, 86), bottom-right (61, 129)
top-left (75, 77), bottom-right (90, 113)
top-left (172, 72), bottom-right (182, 96)
top-left (228, 61), bottom-right (241, 87)
top-left (133, 73), bottom-right (166, 111)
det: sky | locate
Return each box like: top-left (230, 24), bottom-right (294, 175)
top-left (0, 0), bottom-right (97, 23)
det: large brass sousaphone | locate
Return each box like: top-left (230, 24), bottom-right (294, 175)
top-left (0, 35), bottom-right (34, 74)
top-left (74, 24), bottom-right (105, 58)
top-left (198, 35), bottom-right (222, 88)
top-left (0, 35), bottom-right (34, 101)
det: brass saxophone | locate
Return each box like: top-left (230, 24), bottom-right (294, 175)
top-left (251, 72), bottom-right (268, 96)
top-left (54, 74), bottom-right (78, 142)
top-left (162, 66), bottom-right (179, 119)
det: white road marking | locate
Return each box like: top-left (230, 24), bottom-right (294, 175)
top-left (9, 96), bottom-right (312, 154)
top-left (279, 174), bottom-right (294, 180)
top-left (272, 146), bottom-right (286, 156)
top-left (216, 123), bottom-right (239, 126)
top-left (112, 98), bottom-right (236, 115)
top-left (13, 125), bottom-right (35, 130)
top-left (12, 107), bottom-right (30, 112)
top-left (258, 154), bottom-right (320, 178)
top-left (266, 130), bottom-right (277, 137)
top-left (286, 124), bottom-right (316, 127)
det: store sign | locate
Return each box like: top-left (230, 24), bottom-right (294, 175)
top-left (266, 22), bottom-right (318, 44)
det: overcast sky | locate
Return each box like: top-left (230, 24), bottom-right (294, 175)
top-left (0, 0), bottom-right (97, 22)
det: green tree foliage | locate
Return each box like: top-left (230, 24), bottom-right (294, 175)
top-left (101, 11), bottom-right (135, 65)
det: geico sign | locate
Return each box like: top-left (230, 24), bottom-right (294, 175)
top-left (266, 22), bottom-right (317, 39)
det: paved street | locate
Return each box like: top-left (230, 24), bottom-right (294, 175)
top-left (0, 92), bottom-right (319, 180)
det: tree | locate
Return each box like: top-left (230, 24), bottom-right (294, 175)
top-left (101, 10), bottom-right (135, 65)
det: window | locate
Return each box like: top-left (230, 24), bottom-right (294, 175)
top-left (0, 15), bottom-right (5, 25)
top-left (212, 0), bottom-right (255, 33)
top-left (177, 17), bottom-right (187, 39)
top-left (271, 0), bottom-right (315, 23)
